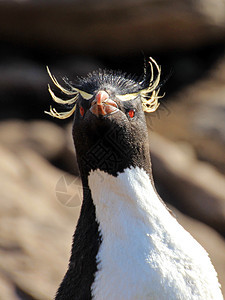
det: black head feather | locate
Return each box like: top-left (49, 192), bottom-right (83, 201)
top-left (70, 69), bottom-right (146, 95)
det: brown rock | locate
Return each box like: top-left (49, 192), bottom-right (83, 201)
top-left (150, 133), bottom-right (225, 235)
top-left (151, 55), bottom-right (225, 174)
top-left (0, 120), bottom-right (67, 161)
top-left (0, 145), bottom-right (81, 300)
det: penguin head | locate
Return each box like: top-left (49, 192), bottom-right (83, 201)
top-left (46, 58), bottom-right (162, 175)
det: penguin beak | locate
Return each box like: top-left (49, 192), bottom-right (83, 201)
top-left (90, 90), bottom-right (119, 117)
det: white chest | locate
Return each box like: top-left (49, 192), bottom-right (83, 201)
top-left (88, 167), bottom-right (223, 300)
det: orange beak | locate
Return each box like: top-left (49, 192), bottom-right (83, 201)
top-left (90, 91), bottom-right (118, 117)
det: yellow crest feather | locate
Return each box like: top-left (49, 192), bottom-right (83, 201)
top-left (45, 58), bottom-right (162, 119)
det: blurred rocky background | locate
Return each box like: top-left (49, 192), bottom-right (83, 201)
top-left (0, 0), bottom-right (225, 299)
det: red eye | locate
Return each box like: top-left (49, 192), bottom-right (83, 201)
top-left (80, 106), bottom-right (85, 117)
top-left (128, 109), bottom-right (135, 118)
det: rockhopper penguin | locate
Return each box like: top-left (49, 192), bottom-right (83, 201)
top-left (46, 58), bottom-right (223, 300)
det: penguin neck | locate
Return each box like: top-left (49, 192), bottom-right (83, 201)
top-left (75, 141), bottom-right (154, 254)
top-left (65, 139), bottom-right (153, 298)
top-left (88, 166), bottom-right (224, 300)
top-left (74, 118), bottom-right (152, 178)
top-left (88, 165), bottom-right (170, 299)
top-left (87, 166), bottom-right (164, 241)
top-left (78, 147), bottom-right (152, 187)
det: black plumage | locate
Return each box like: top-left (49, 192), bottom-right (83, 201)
top-left (47, 60), bottom-right (161, 300)
top-left (73, 69), bottom-right (146, 95)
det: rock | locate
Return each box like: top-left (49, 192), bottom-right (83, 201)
top-left (0, 272), bottom-right (18, 300)
top-left (151, 54), bottom-right (225, 175)
top-left (0, 145), bottom-right (81, 300)
top-left (150, 133), bottom-right (225, 236)
top-left (0, 0), bottom-right (224, 55)
top-left (0, 120), bottom-right (66, 161)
